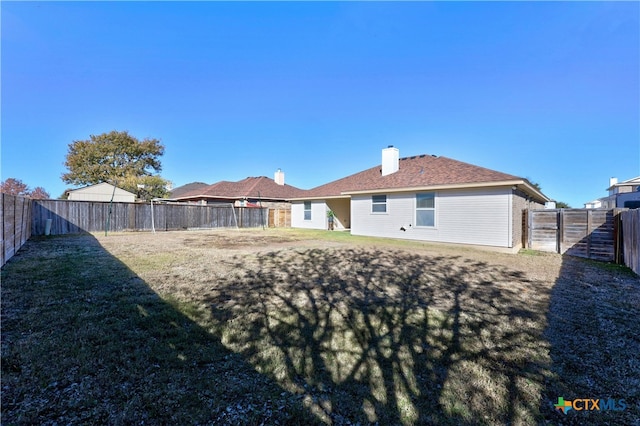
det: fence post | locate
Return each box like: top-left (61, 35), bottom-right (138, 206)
top-left (1, 193), bottom-right (5, 267)
top-left (521, 209), bottom-right (527, 249)
top-left (586, 210), bottom-right (592, 258)
top-left (557, 209), bottom-right (563, 254)
top-left (614, 209), bottom-right (622, 264)
top-left (13, 195), bottom-right (17, 257)
top-left (527, 209), bottom-right (532, 249)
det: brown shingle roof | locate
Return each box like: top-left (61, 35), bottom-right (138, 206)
top-left (299, 155), bottom-right (526, 198)
top-left (170, 182), bottom-right (210, 198)
top-left (175, 176), bottom-right (306, 201)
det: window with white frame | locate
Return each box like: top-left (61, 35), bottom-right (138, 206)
top-left (371, 195), bottom-right (387, 213)
top-left (416, 193), bottom-right (435, 227)
top-left (304, 201), bottom-right (312, 220)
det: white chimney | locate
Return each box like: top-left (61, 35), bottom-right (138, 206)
top-left (609, 177), bottom-right (618, 187)
top-left (274, 168), bottom-right (285, 185)
top-left (381, 145), bottom-right (399, 176)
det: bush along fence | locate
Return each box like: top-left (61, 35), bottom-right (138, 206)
top-left (30, 200), bottom-right (268, 236)
top-left (527, 208), bottom-right (639, 274)
top-left (1, 194), bottom-right (32, 267)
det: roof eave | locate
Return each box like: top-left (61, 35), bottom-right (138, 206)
top-left (287, 195), bottom-right (351, 201)
top-left (342, 180), bottom-right (550, 202)
top-left (516, 181), bottom-right (550, 203)
top-left (173, 194), bottom-right (293, 202)
top-left (607, 176), bottom-right (640, 191)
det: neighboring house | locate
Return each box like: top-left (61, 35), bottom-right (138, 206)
top-left (584, 199), bottom-right (603, 209)
top-left (66, 183), bottom-right (136, 202)
top-left (605, 176), bottom-right (640, 209)
top-left (173, 169), bottom-right (306, 208)
top-left (289, 146), bottom-right (548, 249)
top-left (584, 176), bottom-right (640, 209)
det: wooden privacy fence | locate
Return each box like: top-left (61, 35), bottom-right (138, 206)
top-left (31, 200), bottom-right (268, 235)
top-left (1, 194), bottom-right (32, 267)
top-left (527, 209), bottom-right (621, 262)
top-left (620, 209), bottom-right (640, 275)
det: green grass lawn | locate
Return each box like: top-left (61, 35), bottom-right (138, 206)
top-left (2, 230), bottom-right (638, 425)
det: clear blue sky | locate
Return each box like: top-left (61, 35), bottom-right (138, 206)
top-left (2, 1), bottom-right (639, 207)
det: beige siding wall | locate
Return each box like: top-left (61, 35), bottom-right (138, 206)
top-left (68, 190), bottom-right (134, 202)
top-left (351, 188), bottom-right (513, 247)
top-left (68, 183), bottom-right (135, 203)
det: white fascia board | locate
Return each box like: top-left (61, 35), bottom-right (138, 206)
top-left (342, 180), bottom-right (550, 202)
top-left (287, 195), bottom-right (351, 202)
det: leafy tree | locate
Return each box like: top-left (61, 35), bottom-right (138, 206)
top-left (0, 178), bottom-right (51, 199)
top-left (555, 201), bottom-right (571, 208)
top-left (62, 130), bottom-right (170, 200)
top-left (30, 187), bottom-right (51, 200)
top-left (0, 178), bottom-right (30, 196)
top-left (120, 175), bottom-right (172, 201)
top-left (526, 178), bottom-right (542, 192)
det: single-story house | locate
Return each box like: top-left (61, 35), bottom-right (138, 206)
top-left (289, 146), bottom-right (549, 249)
top-left (66, 182), bottom-right (136, 203)
top-left (172, 169), bottom-right (306, 208)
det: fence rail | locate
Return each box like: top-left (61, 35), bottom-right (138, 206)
top-left (31, 200), bottom-right (267, 236)
top-left (1, 194), bottom-right (32, 267)
top-left (621, 209), bottom-right (640, 275)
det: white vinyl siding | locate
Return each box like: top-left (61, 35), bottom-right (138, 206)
top-left (351, 188), bottom-right (512, 247)
top-left (67, 183), bottom-right (136, 202)
top-left (291, 200), bottom-right (328, 229)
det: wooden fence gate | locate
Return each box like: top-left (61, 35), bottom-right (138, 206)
top-left (268, 208), bottom-right (291, 228)
top-left (527, 209), bottom-right (622, 262)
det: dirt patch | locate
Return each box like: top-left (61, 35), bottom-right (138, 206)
top-left (181, 232), bottom-right (298, 249)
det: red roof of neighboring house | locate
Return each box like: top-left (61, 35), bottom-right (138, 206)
top-left (174, 176), bottom-right (306, 201)
top-left (294, 155), bottom-right (547, 201)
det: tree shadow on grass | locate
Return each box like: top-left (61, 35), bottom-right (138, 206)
top-left (541, 254), bottom-right (640, 425)
top-left (205, 246), bottom-right (555, 425)
top-left (1, 234), bottom-right (315, 425)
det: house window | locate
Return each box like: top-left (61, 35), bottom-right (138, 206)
top-left (416, 193), bottom-right (435, 227)
top-left (304, 201), bottom-right (311, 220)
top-left (372, 195), bottom-right (387, 213)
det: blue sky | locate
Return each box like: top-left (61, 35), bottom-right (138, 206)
top-left (2, 1), bottom-right (639, 207)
